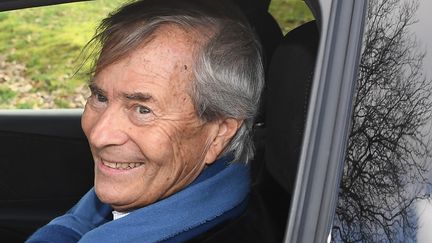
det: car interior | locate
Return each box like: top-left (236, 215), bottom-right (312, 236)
top-left (0, 0), bottom-right (320, 241)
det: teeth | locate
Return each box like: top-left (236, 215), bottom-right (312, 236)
top-left (102, 161), bottom-right (144, 170)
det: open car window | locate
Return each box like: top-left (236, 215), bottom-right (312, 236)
top-left (0, 0), bottom-right (126, 109)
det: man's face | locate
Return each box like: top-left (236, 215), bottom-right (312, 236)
top-left (81, 26), bottom-right (220, 211)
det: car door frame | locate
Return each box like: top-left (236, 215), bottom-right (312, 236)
top-left (284, 0), bottom-right (368, 242)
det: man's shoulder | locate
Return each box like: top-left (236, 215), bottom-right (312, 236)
top-left (188, 190), bottom-right (285, 243)
top-left (26, 224), bottom-right (81, 243)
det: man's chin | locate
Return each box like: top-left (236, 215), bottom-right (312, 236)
top-left (94, 183), bottom-right (152, 211)
top-left (95, 184), bottom-right (127, 207)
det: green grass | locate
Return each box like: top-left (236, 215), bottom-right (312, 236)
top-left (15, 102), bottom-right (35, 109)
top-left (0, 0), bottom-right (125, 96)
top-left (0, 0), bottom-right (313, 109)
top-left (269, 0), bottom-right (314, 34)
top-left (0, 85), bottom-right (17, 105)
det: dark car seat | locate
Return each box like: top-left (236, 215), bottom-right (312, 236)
top-left (230, 0), bottom-right (283, 185)
top-left (259, 20), bottom-right (319, 238)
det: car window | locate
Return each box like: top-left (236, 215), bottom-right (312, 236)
top-left (0, 0), bottom-right (313, 110)
top-left (269, 0), bottom-right (314, 34)
top-left (331, 0), bottom-right (432, 242)
top-left (0, 0), bottom-right (124, 109)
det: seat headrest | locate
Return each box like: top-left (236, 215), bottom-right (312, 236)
top-left (265, 21), bottom-right (319, 192)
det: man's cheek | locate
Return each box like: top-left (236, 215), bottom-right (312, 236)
top-left (81, 107), bottom-right (101, 137)
top-left (136, 126), bottom-right (177, 163)
top-left (81, 109), bottom-right (92, 136)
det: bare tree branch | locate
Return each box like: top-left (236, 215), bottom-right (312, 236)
top-left (332, 0), bottom-right (432, 242)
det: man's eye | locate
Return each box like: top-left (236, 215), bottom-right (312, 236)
top-left (96, 93), bottom-right (107, 102)
top-left (135, 105), bottom-right (151, 114)
top-left (130, 105), bottom-right (154, 124)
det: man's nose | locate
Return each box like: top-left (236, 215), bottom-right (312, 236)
top-left (89, 108), bottom-right (129, 148)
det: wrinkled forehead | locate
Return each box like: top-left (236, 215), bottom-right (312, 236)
top-left (133, 28), bottom-right (196, 83)
top-left (90, 24), bottom-right (204, 111)
top-left (95, 22), bottom-right (213, 76)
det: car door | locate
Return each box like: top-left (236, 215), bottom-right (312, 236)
top-left (285, 0), bottom-right (432, 242)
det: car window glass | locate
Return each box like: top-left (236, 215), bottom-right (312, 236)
top-left (331, 0), bottom-right (432, 242)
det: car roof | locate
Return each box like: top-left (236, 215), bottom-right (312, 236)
top-left (0, 0), bottom-right (86, 11)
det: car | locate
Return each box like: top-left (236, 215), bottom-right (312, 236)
top-left (1, 0), bottom-right (431, 242)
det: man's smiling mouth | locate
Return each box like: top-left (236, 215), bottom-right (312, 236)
top-left (102, 160), bottom-right (144, 170)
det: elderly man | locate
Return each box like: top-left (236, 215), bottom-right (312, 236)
top-left (27, 0), bottom-right (263, 241)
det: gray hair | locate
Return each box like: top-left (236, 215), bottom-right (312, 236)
top-left (88, 0), bottom-right (264, 163)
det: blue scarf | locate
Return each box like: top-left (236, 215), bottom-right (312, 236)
top-left (27, 156), bottom-right (250, 242)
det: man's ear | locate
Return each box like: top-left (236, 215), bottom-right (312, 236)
top-left (204, 118), bottom-right (243, 165)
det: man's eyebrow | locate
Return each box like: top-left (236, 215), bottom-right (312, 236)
top-left (89, 83), bottom-right (106, 95)
top-left (123, 92), bottom-right (155, 102)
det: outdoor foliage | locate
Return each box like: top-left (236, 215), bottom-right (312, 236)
top-left (269, 0), bottom-right (313, 34)
top-left (0, 0), bottom-right (313, 109)
top-left (0, 0), bottom-right (126, 108)
top-left (331, 0), bottom-right (432, 242)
